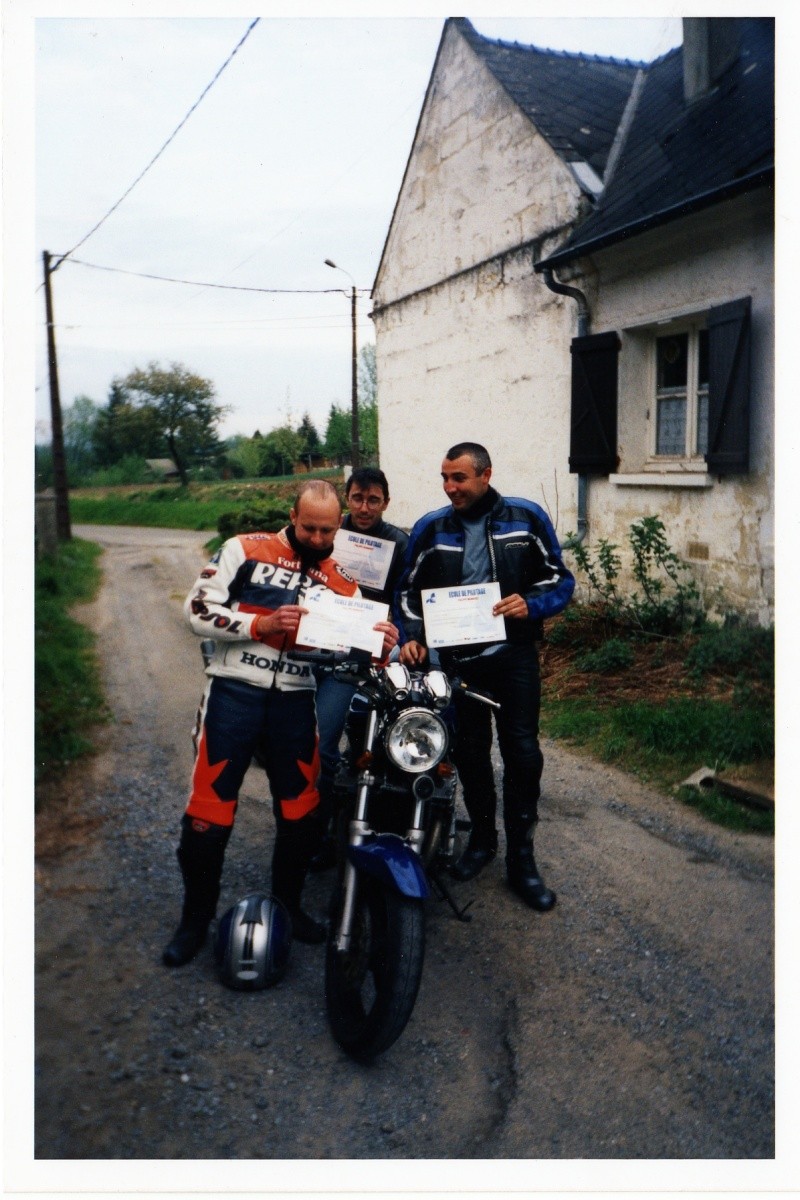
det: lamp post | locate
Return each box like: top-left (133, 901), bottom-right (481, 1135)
top-left (324, 258), bottom-right (360, 469)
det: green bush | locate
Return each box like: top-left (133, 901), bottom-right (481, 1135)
top-left (217, 505), bottom-right (291, 539)
top-left (146, 485), bottom-right (189, 502)
top-left (72, 456), bottom-right (154, 487)
top-left (685, 623), bottom-right (774, 683)
top-left (566, 515), bottom-right (702, 634)
top-left (546, 607), bottom-right (589, 647)
top-left (575, 638), bottom-right (635, 674)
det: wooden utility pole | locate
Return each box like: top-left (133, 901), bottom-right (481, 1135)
top-left (42, 250), bottom-right (71, 540)
top-left (350, 284), bottom-right (360, 470)
top-left (324, 259), bottom-right (360, 469)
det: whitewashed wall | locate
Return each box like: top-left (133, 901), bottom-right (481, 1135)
top-left (580, 189), bottom-right (774, 623)
top-left (374, 21), bottom-right (585, 537)
top-left (373, 23), bottom-right (773, 622)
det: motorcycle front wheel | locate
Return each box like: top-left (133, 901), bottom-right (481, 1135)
top-left (325, 878), bottom-right (425, 1062)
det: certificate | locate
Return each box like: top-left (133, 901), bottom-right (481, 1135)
top-left (421, 582), bottom-right (506, 649)
top-left (296, 589), bottom-right (389, 657)
top-left (333, 528), bottom-right (394, 592)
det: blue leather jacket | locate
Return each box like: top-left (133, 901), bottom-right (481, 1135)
top-left (397, 488), bottom-right (574, 649)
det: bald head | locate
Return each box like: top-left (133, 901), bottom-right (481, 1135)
top-left (293, 478), bottom-right (341, 513)
top-left (290, 479), bottom-right (342, 554)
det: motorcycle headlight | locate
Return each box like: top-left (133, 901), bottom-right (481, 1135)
top-left (384, 707), bottom-right (449, 774)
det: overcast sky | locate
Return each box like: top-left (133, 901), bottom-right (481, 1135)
top-left (21, 7), bottom-right (693, 444)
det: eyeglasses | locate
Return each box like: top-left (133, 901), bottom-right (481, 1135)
top-left (348, 494), bottom-right (384, 508)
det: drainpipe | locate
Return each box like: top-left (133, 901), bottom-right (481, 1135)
top-left (540, 266), bottom-right (590, 545)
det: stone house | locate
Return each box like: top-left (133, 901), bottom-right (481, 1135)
top-left (372, 17), bottom-right (774, 623)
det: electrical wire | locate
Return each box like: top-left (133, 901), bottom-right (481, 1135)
top-left (59, 256), bottom-right (372, 295)
top-left (53, 18), bottom-right (262, 269)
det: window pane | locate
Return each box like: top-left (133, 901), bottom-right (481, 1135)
top-left (657, 334), bottom-right (688, 389)
top-left (697, 388), bottom-right (709, 454)
top-left (657, 396), bottom-right (686, 455)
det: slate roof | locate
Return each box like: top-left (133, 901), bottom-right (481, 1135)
top-left (455, 17), bottom-right (774, 269)
top-left (455, 18), bottom-right (643, 180)
top-left (534, 17), bottom-right (775, 267)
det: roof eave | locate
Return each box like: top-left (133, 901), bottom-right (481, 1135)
top-left (535, 165), bottom-right (774, 271)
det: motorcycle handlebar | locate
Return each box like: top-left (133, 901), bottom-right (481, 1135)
top-left (286, 648), bottom-right (502, 709)
top-left (451, 679), bottom-right (501, 710)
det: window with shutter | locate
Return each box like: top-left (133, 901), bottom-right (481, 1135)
top-left (650, 324), bottom-right (709, 461)
top-left (609, 296), bottom-right (753, 485)
top-left (569, 331), bottom-right (620, 474)
top-left (705, 297), bottom-right (751, 474)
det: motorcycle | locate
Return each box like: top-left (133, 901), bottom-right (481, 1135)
top-left (291, 648), bottom-right (499, 1062)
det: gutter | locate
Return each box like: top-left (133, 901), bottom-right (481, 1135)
top-left (535, 165), bottom-right (773, 271)
top-left (539, 267), bottom-right (590, 546)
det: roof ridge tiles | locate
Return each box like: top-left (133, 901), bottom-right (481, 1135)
top-left (453, 17), bottom-right (652, 68)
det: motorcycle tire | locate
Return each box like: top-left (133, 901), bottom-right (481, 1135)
top-left (325, 878), bottom-right (425, 1062)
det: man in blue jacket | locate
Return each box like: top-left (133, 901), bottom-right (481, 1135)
top-left (398, 442), bottom-right (574, 911)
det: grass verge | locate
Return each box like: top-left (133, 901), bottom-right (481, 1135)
top-left (540, 609), bottom-right (774, 834)
top-left (70, 496), bottom-right (227, 531)
top-left (35, 538), bottom-right (111, 794)
top-left (68, 474), bottom-right (342, 532)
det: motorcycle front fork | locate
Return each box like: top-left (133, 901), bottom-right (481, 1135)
top-left (333, 709), bottom-right (427, 953)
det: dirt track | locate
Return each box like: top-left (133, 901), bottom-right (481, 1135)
top-left (33, 525), bottom-right (774, 1172)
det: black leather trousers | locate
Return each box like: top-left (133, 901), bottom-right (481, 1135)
top-left (449, 643), bottom-right (544, 844)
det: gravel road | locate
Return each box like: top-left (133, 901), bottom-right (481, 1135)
top-left (33, 525), bottom-right (775, 1169)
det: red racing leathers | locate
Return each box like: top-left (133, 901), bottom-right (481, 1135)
top-left (185, 527), bottom-right (359, 693)
top-left (163, 524), bottom-right (363, 957)
top-left (182, 527), bottom-right (359, 832)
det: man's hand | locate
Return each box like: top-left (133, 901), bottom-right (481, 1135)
top-left (374, 620), bottom-right (400, 660)
top-left (254, 606), bottom-right (308, 640)
top-left (493, 593), bottom-right (528, 620)
top-left (399, 639), bottom-right (428, 666)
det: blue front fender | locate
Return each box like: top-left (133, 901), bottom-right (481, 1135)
top-left (347, 834), bottom-right (430, 900)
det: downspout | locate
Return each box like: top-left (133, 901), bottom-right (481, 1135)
top-left (540, 266), bottom-right (591, 546)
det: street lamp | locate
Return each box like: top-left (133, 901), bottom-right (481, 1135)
top-left (324, 258), bottom-right (360, 469)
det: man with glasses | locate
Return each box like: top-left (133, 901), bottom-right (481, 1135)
top-left (311, 467), bottom-right (409, 869)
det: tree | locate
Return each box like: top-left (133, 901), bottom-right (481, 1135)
top-left (113, 362), bottom-right (228, 485)
top-left (224, 435), bottom-right (264, 479)
top-left (322, 345), bottom-right (380, 465)
top-left (357, 344), bottom-right (379, 462)
top-left (358, 343), bottom-right (377, 408)
top-left (63, 395), bottom-right (100, 478)
top-left (260, 425), bottom-right (303, 477)
top-left (297, 412), bottom-right (322, 468)
top-left (324, 404), bottom-right (351, 465)
top-left (93, 394), bottom-right (163, 467)
top-left (359, 400), bottom-right (379, 463)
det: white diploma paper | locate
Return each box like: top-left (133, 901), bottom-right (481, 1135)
top-left (421, 582), bottom-right (506, 649)
top-left (333, 528), bottom-right (394, 592)
top-left (296, 589), bottom-right (389, 657)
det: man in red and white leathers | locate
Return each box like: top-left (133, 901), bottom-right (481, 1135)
top-left (162, 479), bottom-right (398, 966)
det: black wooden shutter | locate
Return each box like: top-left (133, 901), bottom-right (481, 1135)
top-left (569, 331), bottom-right (620, 474)
top-left (705, 297), bottom-right (751, 474)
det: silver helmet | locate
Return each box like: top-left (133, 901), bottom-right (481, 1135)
top-left (214, 893), bottom-right (292, 990)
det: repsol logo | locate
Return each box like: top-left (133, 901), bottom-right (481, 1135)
top-left (251, 562), bottom-right (304, 591)
top-left (240, 652), bottom-right (310, 677)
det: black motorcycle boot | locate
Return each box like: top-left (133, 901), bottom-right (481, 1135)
top-left (450, 826), bottom-right (498, 881)
top-left (271, 833), bottom-right (326, 945)
top-left (505, 822), bottom-right (556, 912)
top-left (162, 819), bottom-right (229, 967)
